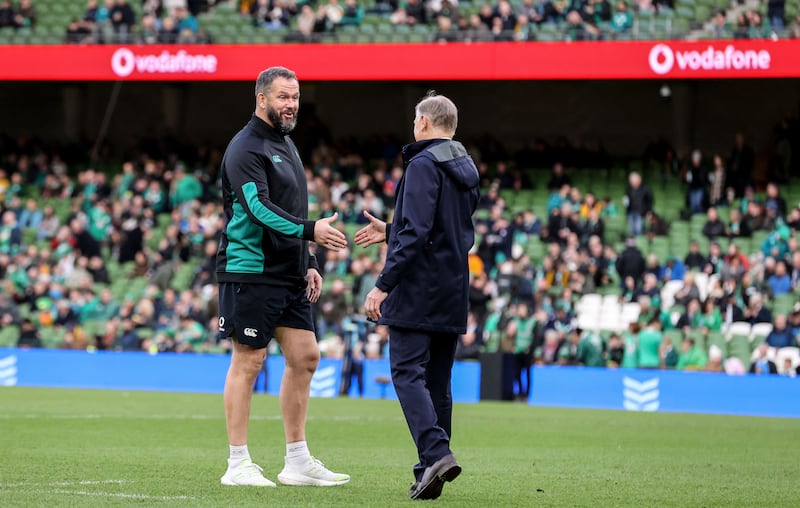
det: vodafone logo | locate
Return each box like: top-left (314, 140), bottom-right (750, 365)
top-left (110, 48), bottom-right (218, 78)
top-left (648, 44), bottom-right (674, 75)
top-left (111, 48), bottom-right (136, 77)
top-left (648, 44), bottom-right (771, 75)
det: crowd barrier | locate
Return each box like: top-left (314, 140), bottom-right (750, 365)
top-left (529, 365), bottom-right (800, 418)
top-left (1, 348), bottom-right (796, 418)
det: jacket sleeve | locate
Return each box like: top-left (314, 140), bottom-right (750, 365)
top-left (308, 252), bottom-right (319, 272)
top-left (375, 158), bottom-right (440, 293)
top-left (226, 146), bottom-right (315, 240)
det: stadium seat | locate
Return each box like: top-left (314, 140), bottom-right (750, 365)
top-left (621, 302), bottom-right (641, 326)
top-left (407, 33), bottom-right (429, 43)
top-left (39, 327), bottom-right (66, 349)
top-left (660, 280), bottom-right (684, 310)
top-left (771, 294), bottom-right (796, 316)
top-left (694, 272), bottom-right (709, 301)
top-left (0, 325), bottom-right (20, 347)
top-left (706, 330), bottom-right (727, 357)
top-left (664, 328), bottom-right (683, 349)
top-left (775, 347), bottom-right (800, 373)
top-left (81, 320), bottom-right (107, 340)
top-left (577, 293), bottom-right (602, 312)
top-left (694, 6), bottom-right (711, 24)
top-left (726, 321), bottom-right (752, 342)
top-left (578, 311), bottom-right (600, 332)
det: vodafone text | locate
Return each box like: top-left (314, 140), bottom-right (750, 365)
top-left (111, 48), bottom-right (218, 78)
top-left (649, 44), bottom-right (771, 75)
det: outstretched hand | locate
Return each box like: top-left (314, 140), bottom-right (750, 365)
top-left (314, 212), bottom-right (348, 251)
top-left (354, 211), bottom-right (387, 248)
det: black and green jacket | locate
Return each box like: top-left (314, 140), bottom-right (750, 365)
top-left (216, 115), bottom-right (318, 288)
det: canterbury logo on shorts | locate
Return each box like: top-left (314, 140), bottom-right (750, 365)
top-left (243, 328), bottom-right (259, 338)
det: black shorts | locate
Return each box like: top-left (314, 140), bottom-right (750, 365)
top-left (218, 282), bottom-right (314, 349)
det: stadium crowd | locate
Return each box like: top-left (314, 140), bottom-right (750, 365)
top-left (0, 114), bottom-right (799, 396)
top-left (2, 0), bottom-right (799, 44)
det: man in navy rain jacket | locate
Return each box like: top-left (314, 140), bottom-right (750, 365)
top-left (356, 92), bottom-right (480, 500)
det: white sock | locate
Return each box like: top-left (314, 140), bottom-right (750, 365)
top-left (286, 441), bottom-right (310, 468)
top-left (228, 444), bottom-right (250, 469)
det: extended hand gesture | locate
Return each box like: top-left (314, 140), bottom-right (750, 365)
top-left (314, 212), bottom-right (348, 251)
top-left (354, 211), bottom-right (387, 248)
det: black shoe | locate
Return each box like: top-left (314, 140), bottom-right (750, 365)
top-left (409, 454), bottom-right (461, 500)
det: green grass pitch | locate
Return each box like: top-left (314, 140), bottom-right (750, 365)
top-left (1, 387), bottom-right (798, 507)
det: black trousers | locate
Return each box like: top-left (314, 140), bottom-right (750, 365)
top-left (514, 352), bottom-right (532, 398)
top-left (389, 327), bottom-right (458, 481)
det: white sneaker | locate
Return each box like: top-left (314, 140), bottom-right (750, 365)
top-left (221, 459), bottom-right (277, 487)
top-left (277, 456), bottom-right (350, 487)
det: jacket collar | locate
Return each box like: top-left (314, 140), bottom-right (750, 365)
top-left (248, 114), bottom-right (285, 142)
top-left (402, 138), bottom-right (449, 163)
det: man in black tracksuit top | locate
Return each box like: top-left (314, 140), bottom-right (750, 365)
top-left (357, 93), bottom-right (480, 500)
top-left (216, 67), bottom-right (349, 488)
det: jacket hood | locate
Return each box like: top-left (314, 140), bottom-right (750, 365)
top-left (404, 138), bottom-right (480, 189)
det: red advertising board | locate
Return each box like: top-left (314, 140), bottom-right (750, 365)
top-left (1, 40), bottom-right (799, 81)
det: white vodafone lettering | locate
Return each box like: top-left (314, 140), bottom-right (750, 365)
top-left (110, 48), bottom-right (218, 78)
top-left (648, 44), bottom-right (771, 75)
top-left (218, 317), bottom-right (226, 332)
top-left (243, 328), bottom-right (258, 338)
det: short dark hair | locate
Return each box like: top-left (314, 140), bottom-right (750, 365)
top-left (255, 66), bottom-right (297, 97)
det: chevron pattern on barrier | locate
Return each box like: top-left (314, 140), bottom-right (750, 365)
top-left (622, 376), bottom-right (660, 412)
top-left (309, 365), bottom-right (339, 398)
top-left (0, 354), bottom-right (18, 386)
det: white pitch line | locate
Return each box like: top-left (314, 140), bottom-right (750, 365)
top-left (47, 489), bottom-right (192, 501)
top-left (0, 479), bottom-right (131, 488)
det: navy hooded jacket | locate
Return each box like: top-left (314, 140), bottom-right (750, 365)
top-left (376, 138), bottom-right (480, 334)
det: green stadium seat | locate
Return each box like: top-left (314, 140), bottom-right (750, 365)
top-left (675, 6), bottom-right (694, 19)
top-left (706, 330), bottom-right (726, 357)
top-left (0, 325), bottom-right (19, 347)
top-left (694, 5), bottom-right (711, 23)
top-left (172, 263), bottom-right (197, 292)
top-left (727, 333), bottom-right (751, 369)
top-left (81, 320), bottom-right (107, 340)
top-left (664, 328), bottom-right (683, 349)
top-left (771, 294), bottom-right (796, 316)
top-left (394, 24), bottom-right (411, 34)
top-left (39, 327), bottom-right (66, 349)
top-left (407, 33), bottom-right (429, 43)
